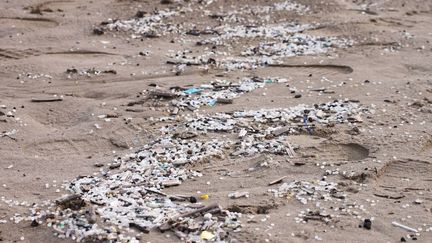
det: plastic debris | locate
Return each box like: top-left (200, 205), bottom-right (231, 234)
top-left (200, 231), bottom-right (216, 240)
top-left (165, 77), bottom-right (279, 109)
top-left (392, 221), bottom-right (418, 233)
top-left (228, 191), bottom-right (249, 199)
top-left (184, 88), bottom-right (202, 95)
top-left (0, 129), bottom-right (18, 140)
top-left (55, 194), bottom-right (85, 210)
top-left (15, 99), bottom-right (367, 241)
top-left (65, 67), bottom-right (117, 78)
top-left (414, 199), bottom-right (423, 204)
top-left (102, 1), bottom-right (352, 71)
top-left (271, 180), bottom-right (339, 205)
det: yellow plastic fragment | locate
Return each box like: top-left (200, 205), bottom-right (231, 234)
top-left (200, 194), bottom-right (209, 200)
top-left (200, 230), bottom-right (215, 240)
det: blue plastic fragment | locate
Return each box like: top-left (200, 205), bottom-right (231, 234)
top-left (207, 99), bottom-right (217, 106)
top-left (303, 114), bottom-right (313, 134)
top-left (184, 88), bottom-right (202, 95)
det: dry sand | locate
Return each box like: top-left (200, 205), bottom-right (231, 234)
top-left (0, 0), bottom-right (431, 242)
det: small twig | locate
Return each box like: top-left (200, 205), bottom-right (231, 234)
top-left (144, 188), bottom-right (168, 197)
top-left (31, 97), bottom-right (63, 102)
top-left (179, 203), bottom-right (220, 218)
top-left (373, 193), bottom-right (404, 200)
top-left (149, 90), bottom-right (179, 99)
top-left (127, 98), bottom-right (149, 106)
top-left (268, 176), bottom-right (287, 186)
top-left (216, 98), bottom-right (233, 104)
top-left (159, 203), bottom-right (220, 231)
top-left (125, 108), bottom-right (145, 112)
top-left (166, 60), bottom-right (201, 66)
top-left (286, 142), bottom-right (296, 157)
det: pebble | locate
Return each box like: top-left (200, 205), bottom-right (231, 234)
top-left (363, 219), bottom-right (372, 230)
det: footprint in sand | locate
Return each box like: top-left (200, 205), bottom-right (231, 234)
top-left (376, 159), bottom-right (432, 190)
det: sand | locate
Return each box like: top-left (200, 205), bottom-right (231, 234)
top-left (0, 0), bottom-right (431, 242)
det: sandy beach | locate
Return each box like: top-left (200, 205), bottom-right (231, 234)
top-left (0, 0), bottom-right (431, 242)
